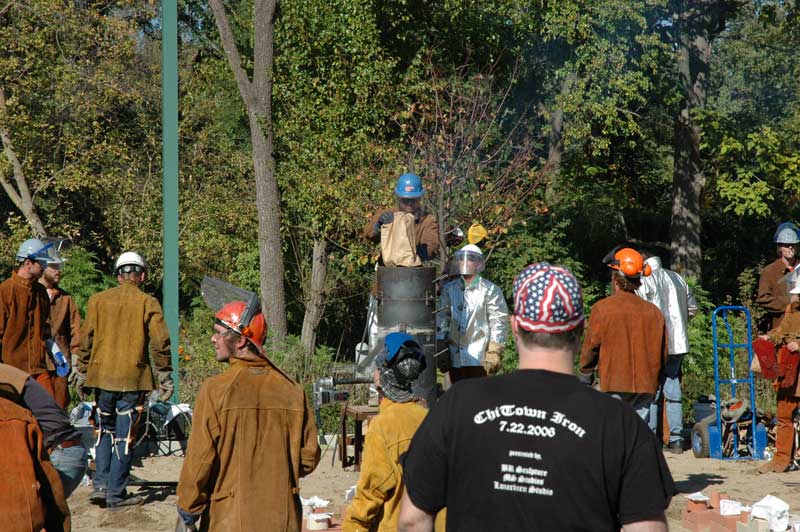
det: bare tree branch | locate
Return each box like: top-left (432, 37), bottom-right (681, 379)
top-left (0, 86), bottom-right (47, 236)
top-left (207, 0), bottom-right (256, 109)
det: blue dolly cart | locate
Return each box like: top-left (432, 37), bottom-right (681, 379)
top-left (691, 306), bottom-right (767, 459)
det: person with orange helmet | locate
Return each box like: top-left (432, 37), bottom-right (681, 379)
top-left (578, 247), bottom-right (668, 425)
top-left (176, 300), bottom-right (321, 532)
top-left (75, 251), bottom-right (173, 509)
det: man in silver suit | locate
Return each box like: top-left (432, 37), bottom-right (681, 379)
top-left (437, 244), bottom-right (508, 382)
top-left (636, 250), bottom-right (697, 453)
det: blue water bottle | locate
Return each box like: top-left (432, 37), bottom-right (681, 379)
top-left (47, 339), bottom-right (70, 377)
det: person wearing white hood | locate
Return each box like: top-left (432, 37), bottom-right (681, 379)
top-left (635, 250), bottom-right (697, 454)
top-left (437, 244), bottom-right (508, 382)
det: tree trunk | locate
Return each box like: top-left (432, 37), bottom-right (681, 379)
top-left (300, 238), bottom-right (328, 357)
top-left (0, 86), bottom-right (47, 237)
top-left (670, 104), bottom-right (705, 278)
top-left (542, 72), bottom-right (574, 206)
top-left (209, 0), bottom-right (287, 337)
top-left (249, 111), bottom-right (287, 337)
top-left (669, 0), bottom-right (736, 278)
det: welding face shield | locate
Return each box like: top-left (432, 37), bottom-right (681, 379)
top-left (202, 275), bottom-right (265, 353)
top-left (450, 245), bottom-right (485, 276)
top-left (375, 333), bottom-right (426, 403)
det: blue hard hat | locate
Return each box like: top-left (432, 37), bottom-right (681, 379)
top-left (774, 222), bottom-right (800, 244)
top-left (383, 332), bottom-right (422, 364)
top-left (394, 173), bottom-right (424, 198)
top-left (15, 239), bottom-right (52, 263)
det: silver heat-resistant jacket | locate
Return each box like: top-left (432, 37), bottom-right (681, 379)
top-left (635, 256), bottom-right (697, 355)
top-left (437, 276), bottom-right (509, 367)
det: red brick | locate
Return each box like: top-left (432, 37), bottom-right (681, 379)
top-left (710, 491), bottom-right (721, 508)
top-left (683, 507), bottom-right (714, 531)
top-left (710, 512), bottom-right (741, 532)
top-left (687, 500), bottom-right (710, 512)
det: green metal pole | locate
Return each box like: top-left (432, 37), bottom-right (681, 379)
top-left (162, 0), bottom-right (180, 402)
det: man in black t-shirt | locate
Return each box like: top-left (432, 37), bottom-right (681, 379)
top-left (398, 263), bottom-right (676, 532)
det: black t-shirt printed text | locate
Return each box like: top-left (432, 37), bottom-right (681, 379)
top-left (402, 370), bottom-right (676, 532)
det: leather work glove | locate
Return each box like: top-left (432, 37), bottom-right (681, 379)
top-left (158, 369), bottom-right (175, 402)
top-left (483, 341), bottom-right (505, 375)
top-left (373, 211), bottom-right (394, 234)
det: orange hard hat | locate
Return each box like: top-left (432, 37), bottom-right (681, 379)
top-left (607, 248), bottom-right (651, 278)
top-left (215, 301), bottom-right (267, 350)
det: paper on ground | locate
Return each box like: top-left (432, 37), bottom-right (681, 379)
top-left (752, 495), bottom-right (790, 520)
top-left (685, 492), bottom-right (711, 502)
top-left (720, 499), bottom-right (743, 516)
top-left (300, 496), bottom-right (331, 508)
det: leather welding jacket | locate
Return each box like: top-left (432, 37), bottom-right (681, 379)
top-left (767, 308), bottom-right (800, 397)
top-left (363, 209), bottom-right (440, 261)
top-left (177, 357), bottom-right (321, 532)
top-left (757, 258), bottom-right (796, 330)
top-left (437, 276), bottom-right (508, 367)
top-left (46, 286), bottom-right (80, 358)
top-left (78, 280), bottom-right (171, 392)
top-left (0, 395), bottom-right (71, 532)
top-left (0, 272), bottom-right (53, 375)
top-left (344, 397), bottom-right (428, 532)
top-left (579, 290), bottom-right (668, 394)
top-left (635, 257), bottom-right (696, 356)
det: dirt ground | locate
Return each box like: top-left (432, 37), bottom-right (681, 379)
top-left (67, 445), bottom-right (800, 531)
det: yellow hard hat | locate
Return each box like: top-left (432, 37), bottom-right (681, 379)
top-left (467, 224), bottom-right (488, 245)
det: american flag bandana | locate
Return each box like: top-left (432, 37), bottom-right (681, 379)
top-left (512, 263), bottom-right (585, 333)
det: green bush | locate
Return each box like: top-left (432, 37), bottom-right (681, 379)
top-left (58, 247), bottom-right (115, 316)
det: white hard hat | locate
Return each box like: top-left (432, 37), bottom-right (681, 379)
top-left (451, 244), bottom-right (485, 276)
top-left (115, 251), bottom-right (147, 274)
top-left (16, 238), bottom-right (50, 263)
top-left (776, 228), bottom-right (800, 244)
top-left (461, 244), bottom-right (483, 255)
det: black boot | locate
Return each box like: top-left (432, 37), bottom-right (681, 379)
top-left (107, 492), bottom-right (145, 510)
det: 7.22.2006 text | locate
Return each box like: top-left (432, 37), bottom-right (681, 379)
top-left (498, 420), bottom-right (556, 438)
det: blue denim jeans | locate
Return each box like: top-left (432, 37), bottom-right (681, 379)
top-left (610, 392), bottom-right (655, 427)
top-left (93, 390), bottom-right (144, 503)
top-left (649, 354), bottom-right (684, 444)
top-left (50, 443), bottom-right (88, 498)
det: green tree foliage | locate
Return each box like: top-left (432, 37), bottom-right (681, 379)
top-left (3, 0), bottom-right (799, 418)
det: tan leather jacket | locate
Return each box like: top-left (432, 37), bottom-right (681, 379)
top-left (177, 357), bottom-right (321, 532)
top-left (344, 398), bottom-right (445, 532)
top-left (757, 258), bottom-right (795, 330)
top-left (0, 396), bottom-right (70, 532)
top-left (579, 290), bottom-right (668, 394)
top-left (363, 209), bottom-right (440, 261)
top-left (47, 286), bottom-right (81, 357)
top-left (78, 281), bottom-right (171, 391)
top-left (0, 272), bottom-right (52, 375)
